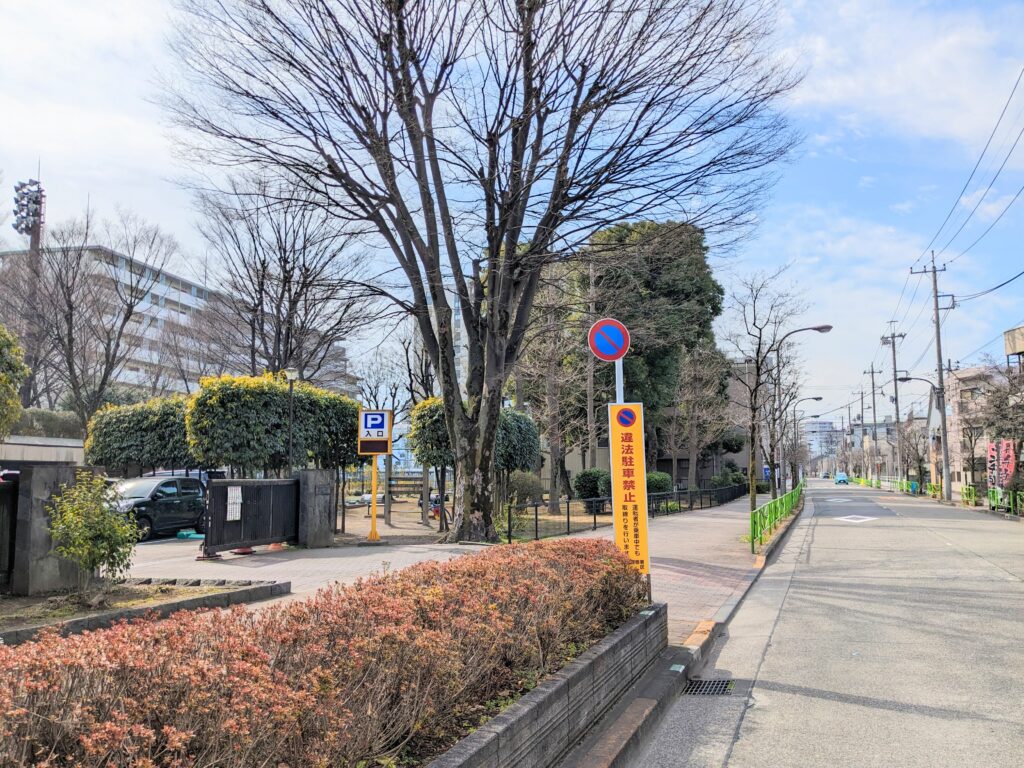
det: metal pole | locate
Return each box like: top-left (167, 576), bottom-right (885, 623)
top-left (368, 457), bottom-right (381, 542)
top-left (886, 330), bottom-right (905, 485)
top-left (614, 358), bottom-right (624, 404)
top-left (929, 255), bottom-right (953, 500)
top-left (287, 379), bottom-right (295, 470)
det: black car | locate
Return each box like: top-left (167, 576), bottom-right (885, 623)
top-left (114, 477), bottom-right (206, 541)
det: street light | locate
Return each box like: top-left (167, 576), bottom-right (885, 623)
top-left (748, 325), bottom-right (832, 510)
top-left (284, 368), bottom-right (299, 471)
top-left (788, 399), bottom-right (823, 490)
top-left (897, 375), bottom-right (951, 498)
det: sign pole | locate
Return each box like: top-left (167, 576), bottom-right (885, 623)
top-left (615, 358), bottom-right (624, 405)
top-left (369, 456), bottom-right (380, 542)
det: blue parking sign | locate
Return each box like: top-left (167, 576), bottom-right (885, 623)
top-left (358, 410), bottom-right (393, 455)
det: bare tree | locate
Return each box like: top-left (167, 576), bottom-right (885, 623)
top-left (167, 0), bottom-right (798, 540)
top-left (196, 176), bottom-right (373, 387)
top-left (399, 325), bottom-right (439, 524)
top-left (724, 267), bottom-right (806, 510)
top-left (663, 340), bottom-right (732, 493)
top-left (34, 211), bottom-right (174, 426)
top-left (516, 269), bottom-right (589, 514)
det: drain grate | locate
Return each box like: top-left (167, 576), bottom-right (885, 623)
top-left (684, 678), bottom-right (735, 696)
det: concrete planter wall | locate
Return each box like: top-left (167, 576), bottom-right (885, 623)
top-left (428, 602), bottom-right (667, 768)
top-left (0, 578), bottom-right (290, 646)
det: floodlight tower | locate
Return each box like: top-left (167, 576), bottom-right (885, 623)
top-left (12, 178), bottom-right (45, 249)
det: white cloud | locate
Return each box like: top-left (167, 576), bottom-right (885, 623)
top-left (0, 0), bottom-right (199, 271)
top-left (890, 200), bottom-right (916, 214)
top-left (958, 187), bottom-right (1019, 222)
top-left (778, 0), bottom-right (1024, 155)
top-left (722, 203), bottom-right (1015, 419)
top-left (858, 175), bottom-right (876, 189)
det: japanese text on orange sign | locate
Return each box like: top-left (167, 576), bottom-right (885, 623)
top-left (608, 404), bottom-right (650, 575)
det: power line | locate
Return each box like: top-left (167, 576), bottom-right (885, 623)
top-left (913, 65), bottom-right (1024, 266)
top-left (947, 182), bottom-right (1024, 264)
top-left (956, 267), bottom-right (1024, 302)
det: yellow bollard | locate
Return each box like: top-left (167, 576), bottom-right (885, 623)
top-left (368, 456), bottom-right (381, 542)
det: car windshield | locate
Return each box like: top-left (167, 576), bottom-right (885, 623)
top-left (115, 478), bottom-right (161, 499)
top-left (836, 473), bottom-right (848, 480)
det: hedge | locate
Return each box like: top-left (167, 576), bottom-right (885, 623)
top-left (573, 467), bottom-right (610, 499)
top-left (0, 538), bottom-right (647, 767)
top-left (646, 471), bottom-right (673, 493)
top-left (85, 396), bottom-right (193, 471)
top-left (12, 408), bottom-right (82, 439)
top-left (185, 374), bottom-right (359, 474)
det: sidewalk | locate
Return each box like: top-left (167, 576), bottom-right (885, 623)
top-left (580, 493), bottom-right (768, 643)
top-left (131, 492), bottom-right (767, 640)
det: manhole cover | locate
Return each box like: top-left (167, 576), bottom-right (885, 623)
top-left (684, 678), bottom-right (740, 696)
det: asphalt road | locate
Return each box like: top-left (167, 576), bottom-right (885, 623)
top-left (629, 480), bottom-right (1024, 768)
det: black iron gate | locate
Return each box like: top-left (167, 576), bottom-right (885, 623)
top-left (0, 478), bottom-right (18, 589)
top-left (202, 478), bottom-right (299, 557)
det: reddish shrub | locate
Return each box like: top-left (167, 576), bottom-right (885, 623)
top-left (0, 539), bottom-right (646, 767)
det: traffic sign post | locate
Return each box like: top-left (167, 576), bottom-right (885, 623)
top-left (358, 410), bottom-right (393, 543)
top-left (588, 319), bottom-right (650, 595)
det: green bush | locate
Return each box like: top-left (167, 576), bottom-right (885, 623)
top-left (711, 468), bottom-right (746, 488)
top-left (646, 471), bottom-right (673, 493)
top-left (86, 396), bottom-right (194, 471)
top-left (47, 470), bottom-right (137, 593)
top-left (11, 408), bottom-right (82, 439)
top-left (755, 481), bottom-right (770, 494)
top-left (598, 472), bottom-right (612, 498)
top-left (185, 374), bottom-right (359, 474)
top-left (495, 410), bottom-right (541, 474)
top-left (573, 468), bottom-right (609, 499)
top-left (508, 470), bottom-right (544, 505)
top-left (0, 322), bottom-right (29, 441)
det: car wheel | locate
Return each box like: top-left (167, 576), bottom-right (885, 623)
top-left (136, 516), bottom-right (154, 542)
top-left (194, 516), bottom-right (206, 534)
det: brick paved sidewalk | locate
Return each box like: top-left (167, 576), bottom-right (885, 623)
top-left (131, 493), bottom-right (767, 639)
top-left (578, 493), bottom-right (767, 644)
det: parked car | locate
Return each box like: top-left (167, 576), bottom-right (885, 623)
top-left (834, 472), bottom-right (849, 485)
top-left (114, 476), bottom-right (206, 541)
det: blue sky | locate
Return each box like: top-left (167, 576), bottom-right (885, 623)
top-left (1, 0), bottom-right (1023, 423)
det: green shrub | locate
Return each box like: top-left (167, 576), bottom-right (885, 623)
top-left (598, 472), bottom-right (612, 498)
top-left (86, 396), bottom-right (194, 471)
top-left (47, 470), bottom-right (137, 593)
top-left (0, 322), bottom-right (29, 441)
top-left (508, 470), bottom-right (544, 505)
top-left (495, 410), bottom-right (541, 474)
top-left (755, 480), bottom-right (770, 494)
top-left (11, 408), bottom-right (82, 439)
top-left (185, 374), bottom-right (358, 474)
top-left (646, 471), bottom-right (672, 493)
top-left (573, 468), bottom-right (610, 499)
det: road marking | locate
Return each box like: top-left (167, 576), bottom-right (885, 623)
top-left (827, 498), bottom-right (852, 503)
top-left (835, 515), bottom-right (877, 523)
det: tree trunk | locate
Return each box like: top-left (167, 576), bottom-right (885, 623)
top-left (445, 386), bottom-right (502, 543)
top-left (687, 419), bottom-right (699, 492)
top-left (547, 349), bottom-right (562, 516)
top-left (383, 453), bottom-right (393, 526)
top-left (420, 465), bottom-right (431, 526)
top-left (748, 418), bottom-right (758, 512)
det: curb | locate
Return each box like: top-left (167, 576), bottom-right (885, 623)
top-left (427, 604), bottom-right (667, 768)
top-left (561, 499), bottom-right (807, 768)
top-left (0, 579), bottom-right (291, 646)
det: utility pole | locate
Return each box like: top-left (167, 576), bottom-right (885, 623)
top-left (864, 365), bottom-right (881, 482)
top-left (911, 252), bottom-right (953, 501)
top-left (882, 324), bottom-right (906, 484)
top-left (853, 390), bottom-right (866, 477)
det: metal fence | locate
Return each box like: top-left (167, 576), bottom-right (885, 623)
top-left (498, 484), bottom-right (747, 543)
top-left (749, 481), bottom-right (803, 553)
top-left (203, 478), bottom-right (300, 557)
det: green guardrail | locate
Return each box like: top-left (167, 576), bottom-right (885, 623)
top-left (750, 482), bottom-right (803, 554)
top-left (926, 482), bottom-right (943, 499)
top-left (988, 488), bottom-right (1024, 514)
top-left (962, 485), bottom-right (977, 506)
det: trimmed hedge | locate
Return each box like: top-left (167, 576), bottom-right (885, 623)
top-left (573, 467), bottom-right (610, 499)
top-left (85, 396), bottom-right (193, 471)
top-left (646, 471), bottom-right (673, 493)
top-left (11, 408), bottom-right (82, 439)
top-left (0, 538), bottom-right (646, 767)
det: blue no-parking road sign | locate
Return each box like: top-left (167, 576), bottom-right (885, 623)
top-left (588, 318), bottom-right (631, 362)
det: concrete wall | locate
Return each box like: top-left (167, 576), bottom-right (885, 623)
top-left (428, 603), bottom-right (668, 768)
top-left (0, 435), bottom-right (84, 466)
top-left (296, 469), bottom-right (336, 548)
top-left (10, 466), bottom-right (82, 595)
